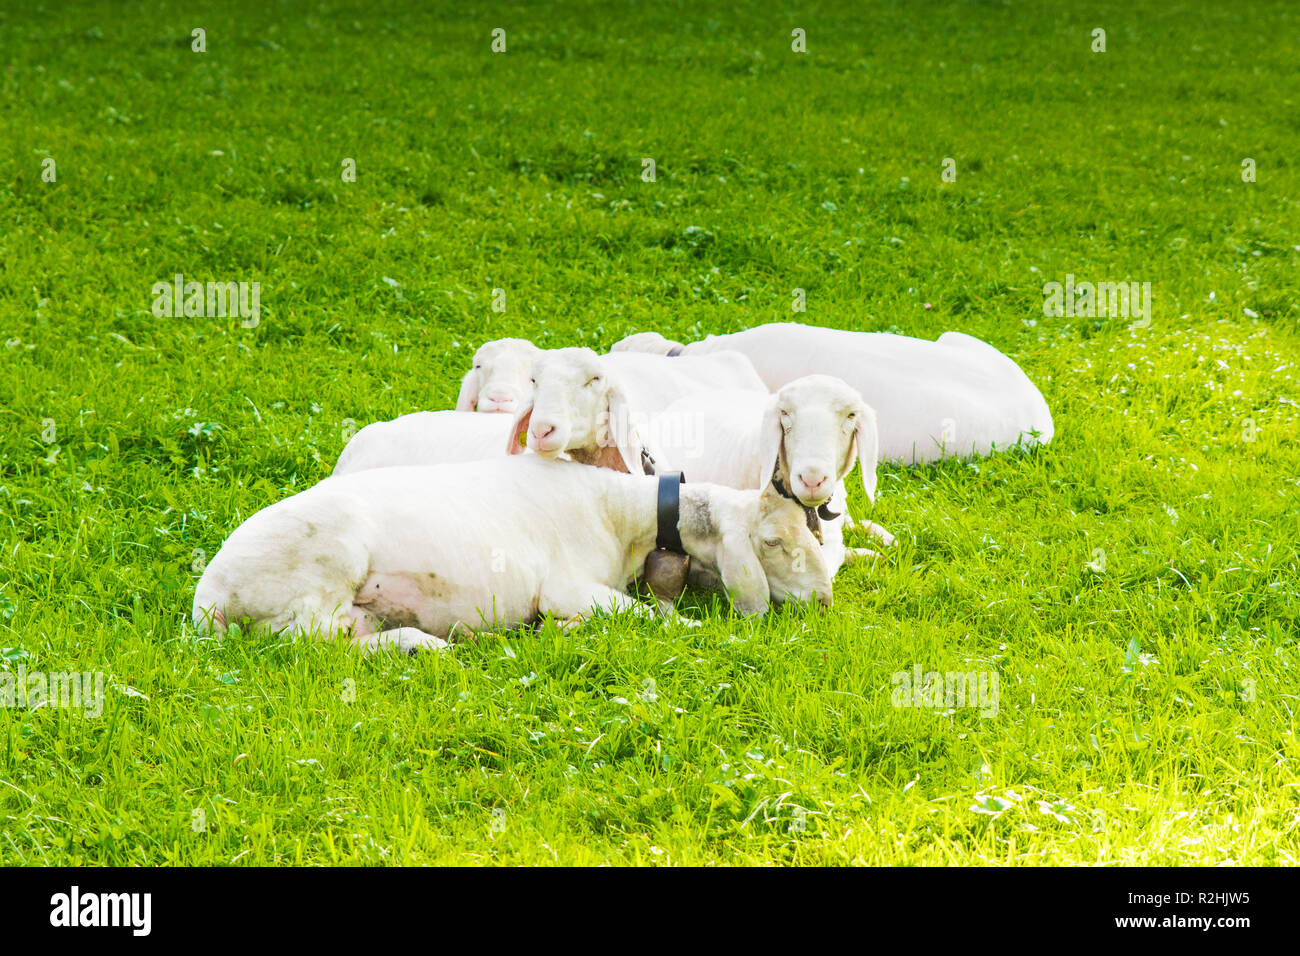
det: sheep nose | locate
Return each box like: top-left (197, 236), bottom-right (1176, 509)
top-left (485, 388), bottom-right (513, 402)
top-left (818, 593), bottom-right (832, 608)
top-left (530, 421), bottom-right (556, 440)
top-left (797, 471), bottom-right (828, 493)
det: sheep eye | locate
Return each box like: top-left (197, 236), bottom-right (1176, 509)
top-left (529, 377), bottom-right (536, 385)
top-left (585, 376), bottom-right (600, 387)
top-left (762, 537), bottom-right (781, 548)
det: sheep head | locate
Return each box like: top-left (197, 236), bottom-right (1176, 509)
top-left (684, 483), bottom-right (834, 616)
top-left (506, 347), bottom-right (644, 473)
top-left (456, 338), bottom-right (541, 414)
top-left (755, 375), bottom-right (880, 507)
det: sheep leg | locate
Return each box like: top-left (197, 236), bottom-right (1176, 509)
top-left (542, 582), bottom-right (653, 628)
top-left (337, 604), bottom-right (450, 654)
top-left (845, 548), bottom-right (878, 563)
top-left (841, 513), bottom-right (895, 547)
top-left (354, 626), bottom-right (451, 655)
top-left (859, 521), bottom-right (896, 547)
top-left (272, 603), bottom-right (371, 642)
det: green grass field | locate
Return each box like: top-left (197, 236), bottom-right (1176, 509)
top-left (1, 0), bottom-right (1297, 865)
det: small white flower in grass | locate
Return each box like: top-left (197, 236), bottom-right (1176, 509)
top-left (1037, 799), bottom-right (1077, 824)
top-left (971, 792), bottom-right (1017, 817)
top-left (1121, 637), bottom-right (1159, 677)
top-left (1244, 308), bottom-right (1259, 318)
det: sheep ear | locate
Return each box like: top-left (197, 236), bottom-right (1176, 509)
top-left (455, 370), bottom-right (479, 411)
top-left (718, 530), bottom-right (770, 616)
top-left (605, 380), bottom-right (645, 474)
top-left (754, 398), bottom-right (782, 488)
top-left (506, 401), bottom-right (532, 455)
top-left (854, 403), bottom-right (880, 504)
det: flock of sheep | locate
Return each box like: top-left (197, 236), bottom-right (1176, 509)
top-left (192, 322), bottom-right (1054, 652)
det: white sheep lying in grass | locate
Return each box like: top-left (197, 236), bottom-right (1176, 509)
top-left (613, 322), bottom-right (1053, 464)
top-left (643, 375), bottom-right (892, 578)
top-left (192, 456), bottom-right (833, 652)
top-left (333, 411), bottom-right (515, 476)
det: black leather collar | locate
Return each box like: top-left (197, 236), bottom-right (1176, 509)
top-left (770, 473), bottom-right (839, 544)
top-left (656, 472), bottom-right (687, 553)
